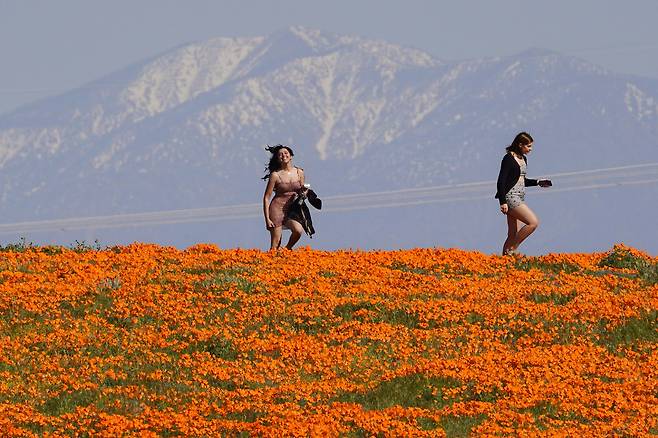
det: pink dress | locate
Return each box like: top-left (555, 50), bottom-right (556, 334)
top-left (269, 170), bottom-right (302, 228)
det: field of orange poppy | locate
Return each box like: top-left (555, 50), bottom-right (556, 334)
top-left (0, 242), bottom-right (656, 436)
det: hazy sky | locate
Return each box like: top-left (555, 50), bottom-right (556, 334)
top-left (1, 0), bottom-right (658, 115)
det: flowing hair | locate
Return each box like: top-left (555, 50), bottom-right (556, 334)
top-left (262, 144), bottom-right (295, 180)
top-left (506, 132), bottom-right (534, 155)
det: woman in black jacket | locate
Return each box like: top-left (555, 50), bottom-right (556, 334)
top-left (495, 132), bottom-right (551, 256)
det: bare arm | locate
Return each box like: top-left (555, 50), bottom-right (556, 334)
top-left (263, 173), bottom-right (277, 228)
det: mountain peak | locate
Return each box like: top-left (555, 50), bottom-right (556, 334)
top-left (507, 47), bottom-right (611, 76)
top-left (266, 26), bottom-right (350, 55)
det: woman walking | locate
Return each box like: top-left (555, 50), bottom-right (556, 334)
top-left (262, 145), bottom-right (307, 250)
top-left (495, 132), bottom-right (552, 256)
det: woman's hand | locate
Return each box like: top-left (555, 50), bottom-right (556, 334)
top-left (265, 218), bottom-right (274, 229)
top-left (500, 204), bottom-right (509, 215)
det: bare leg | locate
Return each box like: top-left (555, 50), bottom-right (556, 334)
top-left (506, 203), bottom-right (539, 251)
top-left (269, 226), bottom-right (282, 251)
top-left (284, 219), bottom-right (304, 250)
top-left (502, 213), bottom-right (520, 255)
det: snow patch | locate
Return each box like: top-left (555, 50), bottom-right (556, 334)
top-left (503, 61), bottom-right (521, 78)
top-left (625, 83), bottom-right (657, 120)
top-left (121, 37), bottom-right (263, 118)
top-left (314, 54), bottom-right (339, 159)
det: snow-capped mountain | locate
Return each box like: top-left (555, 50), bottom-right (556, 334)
top-left (0, 26), bottom-right (657, 252)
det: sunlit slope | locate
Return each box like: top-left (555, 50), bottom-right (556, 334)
top-left (0, 244), bottom-right (656, 436)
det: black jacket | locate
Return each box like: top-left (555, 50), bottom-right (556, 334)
top-left (495, 153), bottom-right (538, 205)
top-left (287, 189), bottom-right (322, 238)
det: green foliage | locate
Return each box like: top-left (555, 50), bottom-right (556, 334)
top-left (3, 309), bottom-right (51, 339)
top-left (372, 307), bottom-right (419, 328)
top-left (596, 310), bottom-right (658, 352)
top-left (0, 239), bottom-right (105, 254)
top-left (489, 318), bottom-right (538, 346)
top-left (417, 416), bottom-right (438, 430)
top-left (528, 291), bottom-right (577, 305)
top-left (341, 427), bottom-right (373, 438)
top-left (333, 302), bottom-right (419, 328)
top-left (333, 302), bottom-right (418, 328)
top-left (337, 373), bottom-right (462, 410)
top-left (193, 267), bottom-right (261, 294)
top-left (515, 258), bottom-right (580, 274)
top-left (40, 389), bottom-right (98, 416)
top-left (289, 315), bottom-right (331, 335)
top-left (439, 414), bottom-right (488, 437)
top-left (92, 281), bottom-right (117, 313)
top-left (207, 377), bottom-right (237, 390)
top-left (283, 276), bottom-right (303, 286)
top-left (598, 246), bottom-right (658, 285)
top-left (333, 302), bottom-right (377, 321)
top-left (184, 337), bottom-right (238, 361)
top-left (548, 320), bottom-right (592, 345)
top-left (525, 400), bottom-right (559, 421)
top-left (465, 312), bottom-right (485, 324)
top-left (586, 269), bottom-right (640, 283)
top-left (15, 263), bottom-right (34, 274)
top-left (599, 246), bottom-right (646, 270)
top-left (70, 239), bottom-right (103, 252)
top-left (0, 237), bottom-right (35, 252)
top-left (521, 400), bottom-right (591, 429)
top-left (268, 313), bottom-right (332, 335)
top-left (40, 245), bottom-right (65, 255)
top-left (639, 263), bottom-right (658, 285)
top-left (338, 373), bottom-right (499, 414)
top-left (361, 339), bottom-right (395, 363)
top-left (223, 409), bottom-right (266, 423)
top-left (240, 305), bottom-right (331, 336)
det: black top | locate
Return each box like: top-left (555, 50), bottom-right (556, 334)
top-left (495, 153), bottom-right (538, 205)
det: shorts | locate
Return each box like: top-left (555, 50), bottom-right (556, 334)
top-left (505, 188), bottom-right (525, 209)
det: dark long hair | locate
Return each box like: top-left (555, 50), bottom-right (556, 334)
top-left (506, 132), bottom-right (533, 155)
top-left (262, 144), bottom-right (295, 180)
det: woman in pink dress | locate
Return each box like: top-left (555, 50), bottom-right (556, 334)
top-left (262, 145), bottom-right (307, 250)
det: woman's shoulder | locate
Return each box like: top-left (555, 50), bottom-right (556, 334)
top-left (502, 152), bottom-right (525, 162)
top-left (501, 153), bottom-right (514, 163)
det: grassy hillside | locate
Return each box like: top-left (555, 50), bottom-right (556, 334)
top-left (0, 243), bottom-right (656, 436)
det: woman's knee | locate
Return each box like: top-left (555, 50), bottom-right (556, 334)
top-left (513, 207), bottom-right (539, 229)
top-left (288, 221), bottom-right (303, 236)
top-left (525, 219), bottom-right (539, 232)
